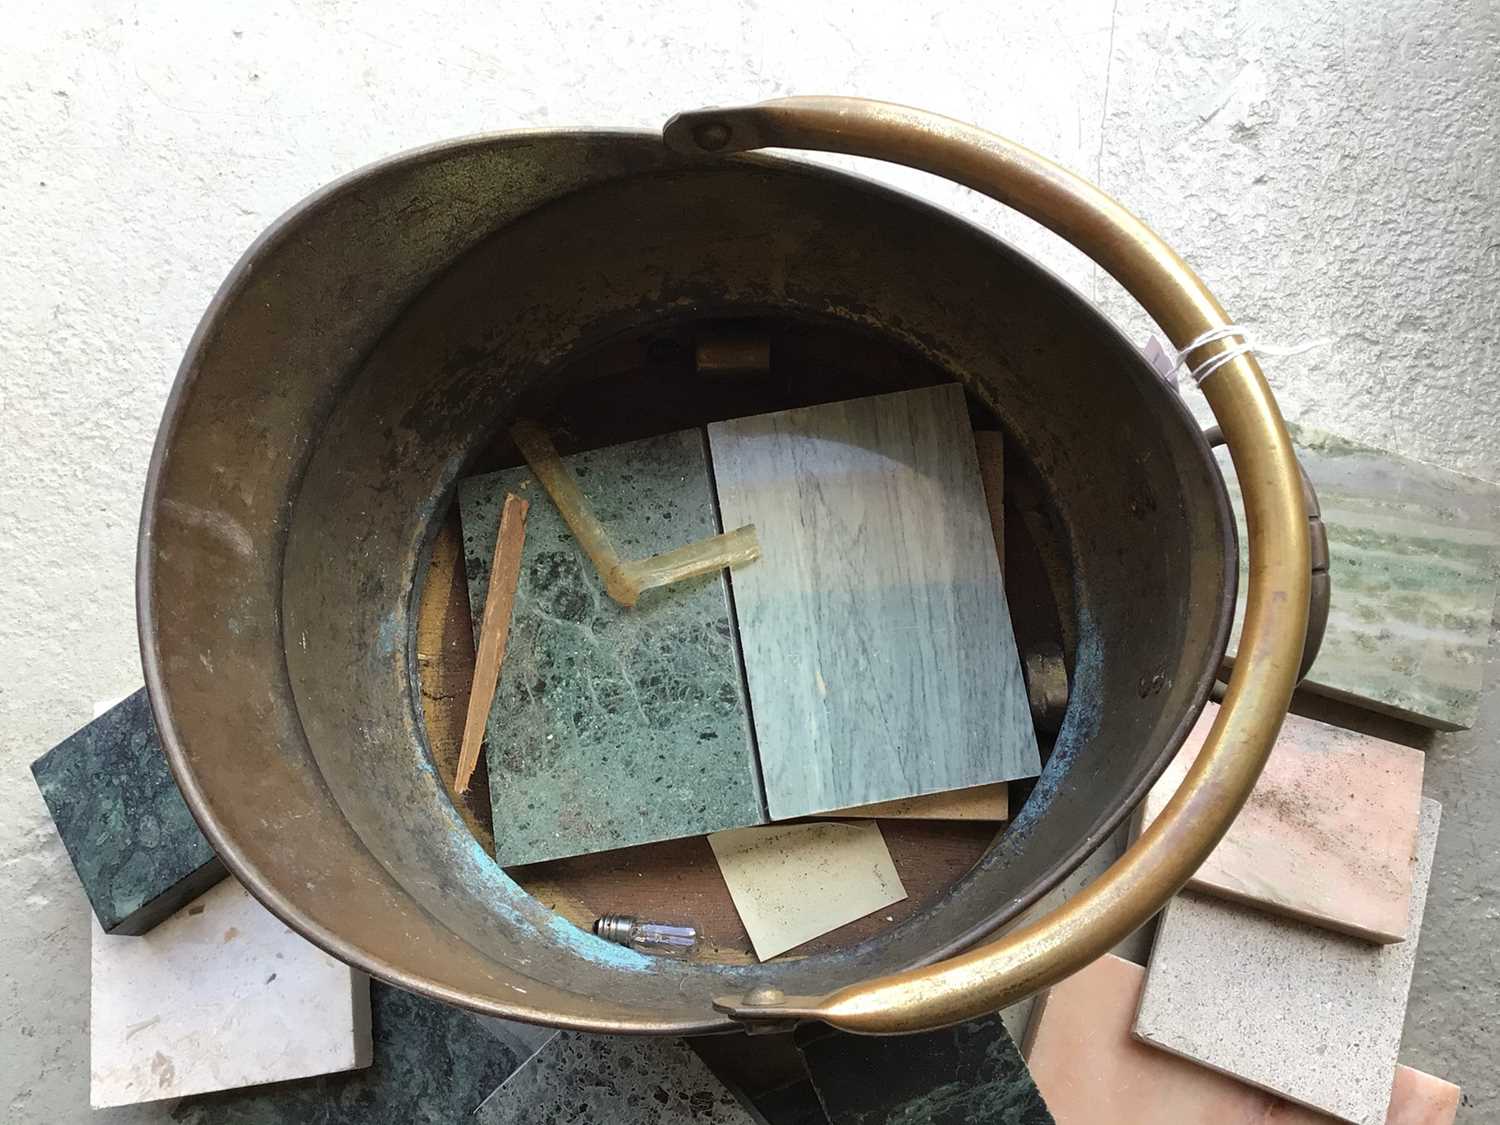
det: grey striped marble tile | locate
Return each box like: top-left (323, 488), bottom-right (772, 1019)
top-left (1216, 423), bottom-right (1500, 730)
top-left (459, 430), bottom-right (762, 866)
top-left (707, 384), bottom-right (1041, 821)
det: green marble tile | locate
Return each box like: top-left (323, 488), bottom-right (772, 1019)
top-left (474, 1033), bottom-right (759, 1124)
top-left (30, 689), bottom-right (225, 934)
top-left (1217, 423), bottom-right (1500, 730)
top-left (174, 982), bottom-right (532, 1123)
top-left (795, 1013), bottom-right (1054, 1124)
top-left (708, 385), bottom-right (1041, 820)
top-left (459, 430), bottom-right (762, 866)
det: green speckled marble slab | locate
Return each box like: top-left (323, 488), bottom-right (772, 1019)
top-left (30, 689), bottom-right (225, 934)
top-left (474, 1033), bottom-right (758, 1124)
top-left (1216, 424), bottom-right (1500, 730)
top-left (459, 430), bottom-right (763, 866)
top-left (708, 384), bottom-right (1041, 821)
top-left (174, 982), bottom-right (533, 1122)
top-left (796, 1012), bottom-right (1054, 1124)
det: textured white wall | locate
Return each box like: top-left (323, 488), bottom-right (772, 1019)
top-left (2, 2), bottom-right (1495, 1120)
top-left (1094, 2), bottom-right (1500, 480)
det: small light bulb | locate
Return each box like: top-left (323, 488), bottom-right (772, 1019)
top-left (593, 913), bottom-right (699, 955)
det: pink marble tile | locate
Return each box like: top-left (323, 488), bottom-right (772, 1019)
top-left (1025, 954), bottom-right (1285, 1123)
top-left (1026, 955), bottom-right (1460, 1125)
top-left (1382, 1066), bottom-right (1461, 1125)
top-left (1139, 703), bottom-right (1424, 943)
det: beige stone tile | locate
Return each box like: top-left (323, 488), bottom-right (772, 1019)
top-left (708, 820), bottom-right (906, 961)
top-left (1140, 703), bottom-right (1424, 943)
top-left (708, 385), bottom-right (1041, 820)
top-left (1028, 956), bottom-right (1459, 1125)
top-left (1261, 1065), bottom-right (1462, 1123)
top-left (1381, 1066), bottom-right (1461, 1125)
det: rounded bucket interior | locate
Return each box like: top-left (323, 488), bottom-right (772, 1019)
top-left (141, 132), bottom-right (1233, 1031)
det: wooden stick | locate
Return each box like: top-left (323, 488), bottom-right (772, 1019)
top-left (455, 493), bottom-right (529, 794)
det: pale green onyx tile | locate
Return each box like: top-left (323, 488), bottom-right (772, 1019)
top-left (1217, 423), bottom-right (1500, 730)
top-left (707, 384), bottom-right (1041, 821)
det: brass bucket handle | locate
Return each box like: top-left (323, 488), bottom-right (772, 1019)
top-left (1201, 425), bottom-right (1332, 684)
top-left (663, 97), bottom-right (1311, 1034)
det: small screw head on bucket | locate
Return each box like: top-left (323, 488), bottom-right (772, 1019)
top-left (691, 121), bottom-right (733, 151)
top-left (743, 986), bottom-right (786, 1007)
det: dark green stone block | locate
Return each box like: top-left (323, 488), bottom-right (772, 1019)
top-left (459, 429), bottom-right (763, 866)
top-left (30, 688), bottom-right (224, 935)
top-left (175, 983), bottom-right (531, 1123)
top-left (795, 1013), bottom-right (1054, 1125)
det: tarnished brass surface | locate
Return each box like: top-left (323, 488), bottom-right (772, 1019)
top-left (665, 97), bottom-right (1311, 1034)
top-left (1205, 424), bottom-right (1331, 682)
top-left (140, 116), bottom-right (1238, 1034)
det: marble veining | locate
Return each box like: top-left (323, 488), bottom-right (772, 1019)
top-left (459, 430), bottom-right (762, 866)
top-left (473, 1032), bottom-right (757, 1124)
top-left (30, 688), bottom-right (224, 934)
top-left (1219, 423), bottom-right (1500, 730)
top-left (708, 820), bottom-right (907, 960)
top-left (708, 385), bottom-right (1041, 820)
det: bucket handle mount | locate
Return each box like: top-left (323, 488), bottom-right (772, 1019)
top-left (665, 97), bottom-right (1313, 1035)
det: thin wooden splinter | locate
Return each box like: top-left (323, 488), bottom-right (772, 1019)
top-left (974, 430), bottom-right (1004, 575)
top-left (454, 492), bottom-right (528, 794)
top-left (509, 419), bottom-right (760, 607)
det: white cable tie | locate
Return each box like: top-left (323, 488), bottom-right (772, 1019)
top-left (1174, 325), bottom-right (1331, 386)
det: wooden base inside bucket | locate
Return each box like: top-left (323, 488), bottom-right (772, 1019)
top-left (414, 314), bottom-right (1072, 965)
